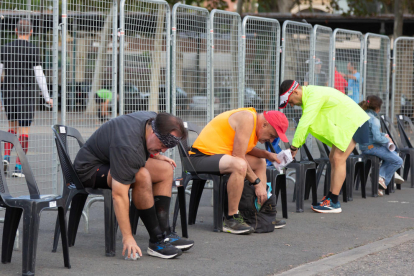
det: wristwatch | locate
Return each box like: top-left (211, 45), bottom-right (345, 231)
top-left (249, 178), bottom-right (260, 186)
top-left (290, 145), bottom-right (298, 151)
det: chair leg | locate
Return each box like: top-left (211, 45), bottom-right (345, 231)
top-left (276, 174), bottom-right (288, 219)
top-left (53, 189), bottom-right (75, 252)
top-left (188, 179), bottom-right (206, 225)
top-left (103, 189), bottom-right (116, 257)
top-left (295, 168), bottom-right (304, 213)
top-left (213, 176), bottom-right (224, 232)
top-left (410, 154), bottom-right (414, 188)
top-left (129, 202), bottom-right (139, 235)
top-left (67, 193), bottom-right (88, 247)
top-left (21, 206), bottom-right (40, 276)
top-left (359, 164), bottom-right (366, 198)
top-left (172, 174), bottom-right (191, 232)
top-left (1, 207), bottom-right (22, 264)
top-left (309, 169), bottom-right (317, 206)
top-left (58, 207), bottom-right (71, 269)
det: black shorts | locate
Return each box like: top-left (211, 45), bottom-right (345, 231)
top-left (188, 148), bottom-right (224, 173)
top-left (3, 96), bottom-right (34, 127)
top-left (353, 120), bottom-right (370, 144)
top-left (83, 164), bottom-right (111, 189)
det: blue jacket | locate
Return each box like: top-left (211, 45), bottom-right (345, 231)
top-left (359, 109), bottom-right (389, 151)
top-left (266, 138), bottom-right (282, 167)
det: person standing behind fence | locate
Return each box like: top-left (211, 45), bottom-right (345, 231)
top-left (358, 95), bottom-right (404, 196)
top-left (340, 61), bottom-right (362, 103)
top-left (334, 66), bottom-right (347, 94)
top-left (0, 19), bottom-right (53, 177)
top-left (279, 80), bottom-right (369, 213)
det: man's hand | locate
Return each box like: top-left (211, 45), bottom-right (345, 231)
top-left (47, 99), bottom-right (53, 108)
top-left (153, 154), bottom-right (177, 168)
top-left (255, 183), bottom-right (267, 205)
top-left (290, 149), bottom-right (298, 158)
top-left (385, 134), bottom-right (393, 144)
top-left (122, 235), bottom-right (142, 259)
top-left (267, 152), bottom-right (281, 164)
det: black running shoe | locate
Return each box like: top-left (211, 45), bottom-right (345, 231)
top-left (147, 237), bottom-right (182, 259)
top-left (272, 219), bottom-right (286, 229)
top-left (223, 215), bottom-right (254, 234)
top-left (166, 231), bottom-right (194, 251)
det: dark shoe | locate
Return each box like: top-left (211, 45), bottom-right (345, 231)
top-left (147, 237), bottom-right (182, 259)
top-left (166, 231), bottom-right (194, 251)
top-left (272, 219), bottom-right (286, 229)
top-left (223, 215), bottom-right (254, 234)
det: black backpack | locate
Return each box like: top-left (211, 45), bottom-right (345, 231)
top-left (238, 180), bottom-right (277, 233)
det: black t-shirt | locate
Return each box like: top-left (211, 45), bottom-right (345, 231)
top-left (74, 111), bottom-right (156, 185)
top-left (0, 39), bottom-right (41, 94)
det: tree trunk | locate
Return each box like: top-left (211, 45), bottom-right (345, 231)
top-left (85, 5), bottom-right (114, 114)
top-left (393, 0), bottom-right (403, 39)
top-left (149, 7), bottom-right (166, 112)
top-left (236, 0), bottom-right (243, 15)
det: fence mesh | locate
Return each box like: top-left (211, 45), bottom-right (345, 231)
top-left (0, 0), bottom-right (58, 196)
top-left (391, 37), bottom-right (414, 124)
top-left (310, 25), bottom-right (332, 87)
top-left (64, 0), bottom-right (115, 143)
top-left (210, 10), bottom-right (242, 117)
top-left (364, 33), bottom-right (390, 116)
top-left (121, 0), bottom-right (170, 115)
top-left (242, 16), bottom-right (280, 112)
top-left (332, 29), bottom-right (363, 103)
top-left (280, 20), bottom-right (311, 143)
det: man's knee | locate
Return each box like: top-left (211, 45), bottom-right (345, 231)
top-left (134, 167), bottom-right (152, 188)
top-left (230, 157), bottom-right (247, 176)
top-left (329, 154), bottom-right (345, 167)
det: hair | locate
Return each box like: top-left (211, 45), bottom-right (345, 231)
top-left (148, 113), bottom-right (188, 140)
top-left (348, 61), bottom-right (357, 69)
top-left (359, 95), bottom-right (383, 111)
top-left (279, 80), bottom-right (301, 96)
top-left (16, 19), bottom-right (32, 35)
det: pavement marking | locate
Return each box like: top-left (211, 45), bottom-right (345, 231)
top-left (275, 229), bottom-right (414, 276)
top-left (396, 216), bottom-right (414, 220)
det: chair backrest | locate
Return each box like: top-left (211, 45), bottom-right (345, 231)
top-left (178, 122), bottom-right (201, 174)
top-left (380, 115), bottom-right (404, 150)
top-left (292, 117), bottom-right (314, 162)
top-left (52, 125), bottom-right (86, 190)
top-left (0, 130), bottom-right (40, 199)
top-left (396, 114), bottom-right (413, 148)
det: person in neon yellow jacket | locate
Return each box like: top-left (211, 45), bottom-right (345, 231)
top-left (279, 80), bottom-right (369, 214)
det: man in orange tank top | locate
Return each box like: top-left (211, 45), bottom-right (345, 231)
top-left (190, 108), bottom-right (289, 234)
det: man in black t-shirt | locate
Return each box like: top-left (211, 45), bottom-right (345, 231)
top-left (74, 112), bottom-right (194, 259)
top-left (0, 19), bottom-right (53, 177)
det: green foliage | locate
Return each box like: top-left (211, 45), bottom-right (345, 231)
top-left (164, 0), bottom-right (236, 11)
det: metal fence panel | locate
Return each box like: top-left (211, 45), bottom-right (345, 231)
top-left (331, 29), bottom-right (364, 103)
top-left (64, 0), bottom-right (117, 142)
top-left (363, 33), bottom-right (390, 116)
top-left (310, 25), bottom-right (332, 87)
top-left (280, 20), bottom-right (312, 142)
top-left (242, 16), bottom-right (280, 112)
top-left (391, 37), bottom-right (414, 123)
top-left (210, 9), bottom-right (242, 117)
top-left (0, 0), bottom-right (58, 196)
top-left (172, 4), bottom-right (209, 126)
top-left (121, 0), bottom-right (170, 115)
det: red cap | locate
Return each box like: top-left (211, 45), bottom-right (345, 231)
top-left (263, 110), bottom-right (289, 143)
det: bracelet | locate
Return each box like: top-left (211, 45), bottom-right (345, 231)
top-left (290, 145), bottom-right (298, 151)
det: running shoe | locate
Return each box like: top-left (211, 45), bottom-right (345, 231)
top-left (166, 231), bottom-right (194, 251)
top-left (311, 198), bottom-right (342, 214)
top-left (223, 215), bottom-right (254, 234)
top-left (272, 219), bottom-right (286, 229)
top-left (147, 237), bottom-right (182, 259)
top-left (12, 164), bottom-right (25, 178)
top-left (3, 155), bottom-right (10, 173)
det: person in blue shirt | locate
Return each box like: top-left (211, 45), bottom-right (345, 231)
top-left (341, 61), bottom-right (363, 103)
top-left (358, 95), bottom-right (404, 196)
top-left (266, 138), bottom-right (282, 166)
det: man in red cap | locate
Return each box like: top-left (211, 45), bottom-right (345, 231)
top-left (189, 107), bottom-right (289, 234)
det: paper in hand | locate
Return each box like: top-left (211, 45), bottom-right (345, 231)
top-left (272, 149), bottom-right (293, 172)
top-left (388, 141), bottom-right (395, 152)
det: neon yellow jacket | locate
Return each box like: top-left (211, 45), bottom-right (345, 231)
top-left (292, 85), bottom-right (369, 152)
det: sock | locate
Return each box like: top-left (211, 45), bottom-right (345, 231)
top-left (154, 196), bottom-right (171, 235)
top-left (226, 213), bottom-right (239, 220)
top-left (326, 192), bottom-right (332, 199)
top-left (4, 129), bottom-right (16, 157)
top-left (16, 134), bottom-right (29, 165)
top-left (137, 205), bottom-right (163, 243)
top-left (330, 193), bottom-right (339, 204)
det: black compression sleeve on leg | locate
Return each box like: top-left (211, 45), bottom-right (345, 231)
top-left (137, 205), bottom-right (163, 242)
top-left (154, 196), bottom-right (171, 235)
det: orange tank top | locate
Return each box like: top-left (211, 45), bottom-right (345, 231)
top-left (192, 107), bottom-right (258, 155)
